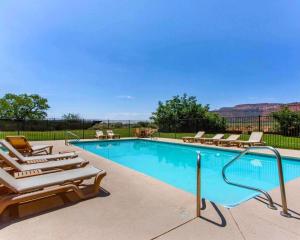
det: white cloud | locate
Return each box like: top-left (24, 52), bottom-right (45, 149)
top-left (116, 95), bottom-right (135, 100)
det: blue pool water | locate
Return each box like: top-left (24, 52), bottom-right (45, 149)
top-left (0, 146), bottom-right (8, 153)
top-left (73, 139), bottom-right (300, 207)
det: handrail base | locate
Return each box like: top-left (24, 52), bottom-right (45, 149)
top-left (267, 205), bottom-right (277, 210)
top-left (280, 211), bottom-right (291, 218)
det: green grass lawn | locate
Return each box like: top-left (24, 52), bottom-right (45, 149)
top-left (153, 132), bottom-right (300, 150)
top-left (0, 129), bottom-right (299, 150)
top-left (0, 128), bottom-right (134, 141)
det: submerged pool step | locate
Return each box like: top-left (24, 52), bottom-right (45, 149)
top-left (221, 146), bottom-right (291, 217)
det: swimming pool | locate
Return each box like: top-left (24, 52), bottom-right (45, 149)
top-left (73, 139), bottom-right (300, 207)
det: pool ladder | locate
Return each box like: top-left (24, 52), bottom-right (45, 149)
top-left (65, 131), bottom-right (80, 145)
top-left (221, 146), bottom-right (291, 217)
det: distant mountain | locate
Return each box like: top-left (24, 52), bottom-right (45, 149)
top-left (214, 102), bottom-right (300, 117)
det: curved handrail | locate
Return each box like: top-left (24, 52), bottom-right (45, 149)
top-left (222, 146), bottom-right (290, 217)
top-left (65, 131), bottom-right (80, 145)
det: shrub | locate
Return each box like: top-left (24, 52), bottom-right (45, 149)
top-left (271, 107), bottom-right (300, 136)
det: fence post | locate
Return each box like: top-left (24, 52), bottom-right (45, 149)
top-left (258, 115), bottom-right (262, 132)
top-left (82, 119), bottom-right (85, 139)
top-left (108, 120), bottom-right (110, 129)
top-left (174, 118), bottom-right (177, 139)
top-left (46, 119), bottom-right (49, 140)
top-left (17, 120), bottom-right (20, 135)
top-left (128, 120), bottom-right (131, 137)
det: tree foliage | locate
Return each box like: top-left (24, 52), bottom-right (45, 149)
top-left (0, 93), bottom-right (49, 120)
top-left (62, 113), bottom-right (81, 120)
top-left (271, 107), bottom-right (300, 136)
top-left (151, 94), bottom-right (226, 132)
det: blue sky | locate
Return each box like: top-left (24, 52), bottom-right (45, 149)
top-left (1, 0), bottom-right (299, 119)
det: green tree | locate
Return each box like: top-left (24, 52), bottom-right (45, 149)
top-left (0, 93), bottom-right (50, 120)
top-left (62, 113), bottom-right (81, 120)
top-left (271, 107), bottom-right (300, 136)
top-left (151, 94), bottom-right (226, 132)
top-left (135, 121), bottom-right (150, 127)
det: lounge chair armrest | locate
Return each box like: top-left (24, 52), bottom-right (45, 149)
top-left (14, 169), bottom-right (63, 179)
top-left (25, 159), bottom-right (49, 164)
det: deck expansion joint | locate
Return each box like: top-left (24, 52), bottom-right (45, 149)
top-left (149, 217), bottom-right (197, 240)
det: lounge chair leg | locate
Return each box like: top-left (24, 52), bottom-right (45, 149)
top-left (92, 172), bottom-right (107, 195)
top-left (0, 201), bottom-right (10, 216)
top-left (0, 184), bottom-right (85, 216)
top-left (49, 146), bottom-right (53, 154)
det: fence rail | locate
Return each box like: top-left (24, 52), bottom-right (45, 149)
top-left (0, 116), bottom-right (299, 149)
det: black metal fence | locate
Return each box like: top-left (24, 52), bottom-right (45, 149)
top-left (0, 119), bottom-right (138, 141)
top-left (0, 116), bottom-right (299, 149)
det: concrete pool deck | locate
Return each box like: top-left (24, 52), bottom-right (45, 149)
top-left (0, 138), bottom-right (299, 240)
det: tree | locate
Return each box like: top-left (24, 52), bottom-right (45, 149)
top-left (135, 121), bottom-right (150, 127)
top-left (271, 107), bottom-right (300, 136)
top-left (62, 113), bottom-right (81, 120)
top-left (0, 93), bottom-right (49, 120)
top-left (151, 94), bottom-right (226, 132)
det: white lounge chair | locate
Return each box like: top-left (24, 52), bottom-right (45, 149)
top-left (95, 130), bottom-right (106, 139)
top-left (232, 132), bottom-right (265, 147)
top-left (198, 134), bottom-right (224, 144)
top-left (106, 130), bottom-right (120, 139)
top-left (0, 149), bottom-right (88, 174)
top-left (182, 131), bottom-right (205, 143)
top-left (0, 140), bottom-right (77, 163)
top-left (0, 166), bottom-right (106, 214)
top-left (214, 134), bottom-right (240, 146)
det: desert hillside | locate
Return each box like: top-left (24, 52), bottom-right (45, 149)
top-left (214, 102), bottom-right (300, 117)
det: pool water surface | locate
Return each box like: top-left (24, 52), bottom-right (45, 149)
top-left (73, 139), bottom-right (300, 207)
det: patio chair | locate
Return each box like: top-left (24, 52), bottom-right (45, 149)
top-left (198, 134), bottom-right (224, 144)
top-left (5, 136), bottom-right (53, 155)
top-left (231, 132), bottom-right (265, 147)
top-left (134, 128), bottom-right (141, 137)
top-left (0, 165), bottom-right (106, 215)
top-left (134, 128), bottom-right (148, 138)
top-left (95, 130), bottom-right (106, 139)
top-left (0, 140), bottom-right (78, 163)
top-left (182, 131), bottom-right (205, 143)
top-left (214, 134), bottom-right (240, 146)
top-left (106, 130), bottom-right (120, 139)
top-left (147, 128), bottom-right (158, 138)
top-left (0, 149), bottom-right (88, 177)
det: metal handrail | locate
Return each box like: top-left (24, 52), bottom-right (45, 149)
top-left (222, 146), bottom-right (291, 217)
top-left (196, 151), bottom-right (201, 217)
top-left (65, 131), bottom-right (80, 145)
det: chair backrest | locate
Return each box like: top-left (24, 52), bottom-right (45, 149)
top-left (212, 134), bottom-right (224, 140)
top-left (0, 166), bottom-right (20, 193)
top-left (96, 130), bottom-right (104, 137)
top-left (0, 140), bottom-right (26, 162)
top-left (135, 128), bottom-right (140, 137)
top-left (195, 131), bottom-right (205, 138)
top-left (106, 130), bottom-right (114, 136)
top-left (148, 128), bottom-right (157, 135)
top-left (0, 149), bottom-right (23, 171)
top-left (5, 136), bottom-right (32, 153)
top-left (249, 132), bottom-right (263, 142)
top-left (226, 134), bottom-right (240, 141)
